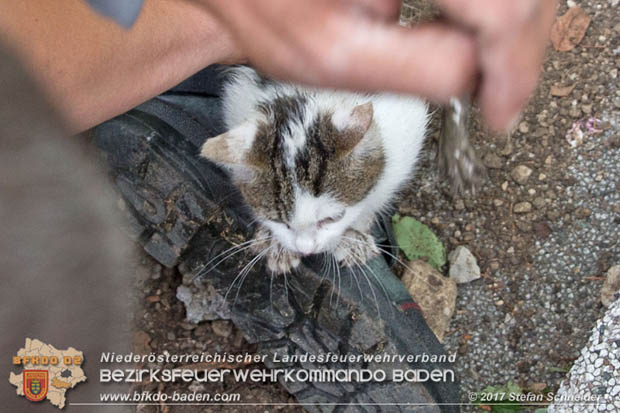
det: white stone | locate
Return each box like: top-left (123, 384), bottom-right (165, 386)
top-left (448, 246), bottom-right (481, 284)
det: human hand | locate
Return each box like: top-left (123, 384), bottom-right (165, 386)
top-left (199, 0), bottom-right (557, 131)
top-left (435, 0), bottom-right (558, 130)
top-left (198, 0), bottom-right (477, 107)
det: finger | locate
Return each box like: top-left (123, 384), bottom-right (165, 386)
top-left (477, 1), bottom-right (557, 130)
top-left (434, 0), bottom-right (540, 31)
top-left (478, 36), bottom-right (541, 131)
top-left (311, 21), bottom-right (478, 103)
top-left (349, 0), bottom-right (402, 21)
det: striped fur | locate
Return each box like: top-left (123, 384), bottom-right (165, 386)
top-left (201, 67), bottom-right (428, 272)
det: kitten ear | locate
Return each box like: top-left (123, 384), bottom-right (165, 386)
top-left (331, 102), bottom-right (374, 155)
top-left (200, 122), bottom-right (257, 165)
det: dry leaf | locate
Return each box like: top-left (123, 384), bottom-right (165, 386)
top-left (549, 83), bottom-right (576, 97)
top-left (551, 7), bottom-right (591, 51)
top-left (529, 382), bottom-right (547, 393)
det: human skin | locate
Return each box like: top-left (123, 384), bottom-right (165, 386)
top-left (0, 0), bottom-right (241, 132)
top-left (0, 0), bottom-right (557, 133)
top-left (199, 0), bottom-right (558, 131)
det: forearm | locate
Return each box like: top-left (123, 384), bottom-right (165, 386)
top-left (0, 0), bottom-right (239, 132)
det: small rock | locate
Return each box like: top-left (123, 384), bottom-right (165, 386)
top-left (132, 331), bottom-right (152, 355)
top-left (211, 320), bottom-right (233, 338)
top-left (502, 181), bottom-right (509, 191)
top-left (493, 199), bottom-right (504, 207)
top-left (516, 220), bottom-right (532, 232)
top-left (483, 153), bottom-right (503, 169)
top-left (601, 265), bottom-right (620, 307)
top-left (519, 121), bottom-right (530, 134)
top-left (151, 264), bottom-right (162, 280)
top-left (511, 165), bottom-right (533, 185)
top-left (533, 197), bottom-right (546, 209)
top-left (575, 207), bottom-right (592, 219)
top-left (448, 246), bottom-right (481, 284)
top-left (402, 260), bottom-right (457, 342)
top-left (514, 202), bottom-right (533, 214)
top-left (454, 199), bottom-right (465, 210)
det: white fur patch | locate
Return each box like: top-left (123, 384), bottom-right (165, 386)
top-left (220, 67), bottom-right (429, 255)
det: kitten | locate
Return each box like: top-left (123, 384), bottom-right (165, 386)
top-left (201, 66), bottom-right (428, 274)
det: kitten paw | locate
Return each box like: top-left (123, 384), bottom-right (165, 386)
top-left (266, 247), bottom-right (301, 274)
top-left (335, 230), bottom-right (380, 267)
top-left (252, 226), bottom-right (301, 274)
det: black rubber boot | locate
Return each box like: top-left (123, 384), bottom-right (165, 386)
top-left (91, 66), bottom-right (461, 412)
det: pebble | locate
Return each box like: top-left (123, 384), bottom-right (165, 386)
top-left (601, 265), bottom-right (620, 307)
top-left (511, 165), bottom-right (533, 185)
top-left (514, 202), bottom-right (533, 214)
top-left (402, 260), bottom-right (457, 342)
top-left (211, 320), bottom-right (233, 338)
top-left (484, 153), bottom-right (503, 169)
top-left (549, 298), bottom-right (620, 412)
top-left (533, 197), bottom-right (546, 209)
top-left (448, 246), bottom-right (481, 284)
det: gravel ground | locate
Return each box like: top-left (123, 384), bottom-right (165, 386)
top-left (126, 1), bottom-right (619, 411)
top-left (548, 297), bottom-right (620, 412)
top-left (398, 0), bottom-right (619, 410)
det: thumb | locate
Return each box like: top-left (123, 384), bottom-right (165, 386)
top-left (314, 21), bottom-right (478, 103)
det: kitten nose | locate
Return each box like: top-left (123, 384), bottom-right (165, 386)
top-left (295, 237), bottom-right (316, 255)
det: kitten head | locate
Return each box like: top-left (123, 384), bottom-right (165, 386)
top-left (201, 95), bottom-right (384, 255)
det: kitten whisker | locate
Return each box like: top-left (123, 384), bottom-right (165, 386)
top-left (194, 236), bottom-right (272, 281)
top-left (348, 253), bottom-right (381, 317)
top-left (339, 235), bottom-right (413, 274)
top-left (232, 248), bottom-right (270, 307)
top-left (223, 244), bottom-right (273, 307)
top-left (335, 255), bottom-right (342, 308)
top-left (349, 261), bottom-right (364, 303)
top-left (329, 254), bottom-right (338, 308)
top-left (348, 251), bottom-right (394, 318)
top-left (269, 271), bottom-right (275, 313)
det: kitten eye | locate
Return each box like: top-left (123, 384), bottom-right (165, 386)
top-left (317, 211), bottom-right (345, 228)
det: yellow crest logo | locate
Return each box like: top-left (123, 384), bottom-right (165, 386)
top-left (23, 370), bottom-right (49, 402)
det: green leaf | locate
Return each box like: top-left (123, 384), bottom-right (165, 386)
top-left (392, 214), bottom-right (446, 270)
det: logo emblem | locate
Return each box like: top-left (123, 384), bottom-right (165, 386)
top-left (23, 370), bottom-right (48, 402)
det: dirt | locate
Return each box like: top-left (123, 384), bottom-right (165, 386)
top-left (128, 249), bottom-right (298, 413)
top-left (128, 1), bottom-right (619, 412)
